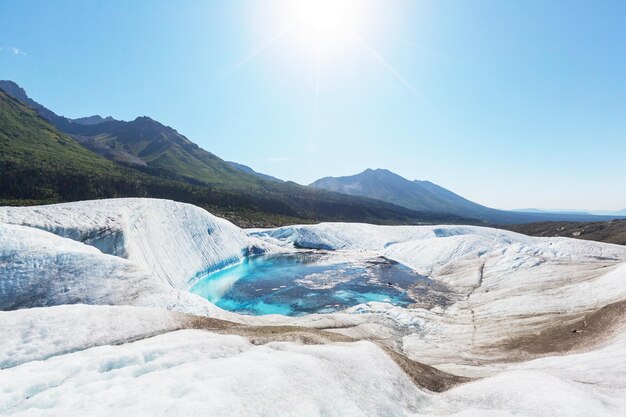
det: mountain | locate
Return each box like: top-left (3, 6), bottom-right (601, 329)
top-left (0, 91), bottom-right (118, 176)
top-left (0, 81), bottom-right (249, 185)
top-left (0, 80), bottom-right (286, 188)
top-left (227, 161), bottom-right (284, 183)
top-left (66, 115), bottom-right (254, 186)
top-left (0, 81), bottom-right (116, 128)
top-left (310, 169), bottom-right (622, 224)
top-left (0, 81), bottom-right (469, 227)
top-left (0, 80), bottom-right (69, 128)
top-left (0, 88), bottom-right (165, 203)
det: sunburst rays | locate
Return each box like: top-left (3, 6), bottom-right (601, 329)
top-left (233, 1), bottom-right (449, 109)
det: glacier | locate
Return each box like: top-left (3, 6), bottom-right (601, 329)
top-left (1, 198), bottom-right (626, 416)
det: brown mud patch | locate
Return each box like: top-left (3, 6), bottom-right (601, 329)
top-left (489, 300), bottom-right (626, 360)
top-left (179, 314), bottom-right (471, 392)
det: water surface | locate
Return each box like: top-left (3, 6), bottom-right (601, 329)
top-left (190, 252), bottom-right (433, 316)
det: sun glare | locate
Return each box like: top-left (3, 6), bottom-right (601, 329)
top-left (240, 1), bottom-right (423, 104)
top-left (288, 0), bottom-right (361, 50)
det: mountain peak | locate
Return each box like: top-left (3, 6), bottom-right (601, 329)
top-left (133, 115), bottom-right (155, 122)
top-left (131, 116), bottom-right (175, 131)
top-left (361, 168), bottom-right (406, 178)
top-left (0, 80), bottom-right (28, 101)
top-left (310, 168), bottom-right (501, 222)
top-left (71, 115), bottom-right (117, 126)
top-left (0, 80), bottom-right (41, 110)
top-left (362, 168), bottom-right (393, 175)
top-left (358, 168), bottom-right (413, 185)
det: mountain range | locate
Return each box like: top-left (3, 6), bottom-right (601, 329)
top-left (0, 81), bottom-right (466, 227)
top-left (309, 168), bottom-right (625, 224)
top-left (1, 79), bottom-right (621, 227)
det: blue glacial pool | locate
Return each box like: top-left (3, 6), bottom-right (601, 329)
top-left (190, 252), bottom-right (437, 316)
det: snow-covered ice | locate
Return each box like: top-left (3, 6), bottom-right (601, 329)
top-left (1, 329), bottom-right (426, 417)
top-left (0, 198), bottom-right (254, 289)
top-left (1, 199), bottom-right (626, 416)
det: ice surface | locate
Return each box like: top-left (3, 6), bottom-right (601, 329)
top-left (1, 304), bottom-right (625, 416)
top-left (0, 304), bottom-right (187, 368)
top-left (415, 370), bottom-right (626, 417)
top-left (0, 198), bottom-right (254, 289)
top-left (255, 223), bottom-right (626, 357)
top-left (0, 199), bottom-right (272, 316)
top-left (0, 328), bottom-right (425, 417)
top-left (0, 221), bottom-right (232, 316)
top-left (254, 222), bottom-right (626, 276)
top-left (2, 199), bottom-right (626, 416)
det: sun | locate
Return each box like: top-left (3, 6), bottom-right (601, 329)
top-left (239, 0), bottom-right (424, 104)
top-left (288, 0), bottom-right (361, 50)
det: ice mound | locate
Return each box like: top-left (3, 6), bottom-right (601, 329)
top-left (0, 304), bottom-right (187, 368)
top-left (0, 222), bottom-right (156, 310)
top-left (255, 223), bottom-right (626, 275)
top-left (0, 199), bottom-right (271, 315)
top-left (0, 198), bottom-right (253, 290)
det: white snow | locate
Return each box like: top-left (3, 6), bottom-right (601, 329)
top-left (2, 199), bottom-right (626, 416)
top-left (0, 304), bottom-right (187, 368)
top-left (0, 199), bottom-right (274, 317)
top-left (0, 222), bottom-right (157, 310)
top-left (0, 198), bottom-right (254, 290)
top-left (416, 370), bottom-right (626, 417)
top-left (254, 222), bottom-right (626, 277)
top-left (255, 223), bottom-right (626, 367)
top-left (414, 321), bottom-right (626, 417)
top-left (0, 322), bottom-right (425, 417)
top-left (0, 220), bottom-right (236, 316)
top-left (1, 304), bottom-right (625, 417)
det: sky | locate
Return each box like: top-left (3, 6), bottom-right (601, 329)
top-left (1, 0), bottom-right (625, 210)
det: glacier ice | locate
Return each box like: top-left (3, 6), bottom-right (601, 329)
top-left (2, 198), bottom-right (626, 416)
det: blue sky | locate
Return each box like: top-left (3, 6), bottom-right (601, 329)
top-left (1, 0), bottom-right (625, 210)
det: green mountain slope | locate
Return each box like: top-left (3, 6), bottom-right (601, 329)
top-left (0, 91), bottom-right (115, 171)
top-left (68, 116), bottom-right (254, 186)
top-left (0, 89), bottom-right (231, 208)
top-left (0, 81), bottom-right (278, 190)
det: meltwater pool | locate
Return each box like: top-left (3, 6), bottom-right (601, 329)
top-left (190, 252), bottom-right (435, 316)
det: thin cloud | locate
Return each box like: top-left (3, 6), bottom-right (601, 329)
top-left (1, 46), bottom-right (27, 56)
top-left (268, 156), bottom-right (293, 162)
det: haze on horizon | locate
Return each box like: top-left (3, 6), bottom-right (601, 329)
top-left (1, 0), bottom-right (625, 211)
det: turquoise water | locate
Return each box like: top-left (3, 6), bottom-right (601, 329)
top-left (190, 253), bottom-right (427, 316)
